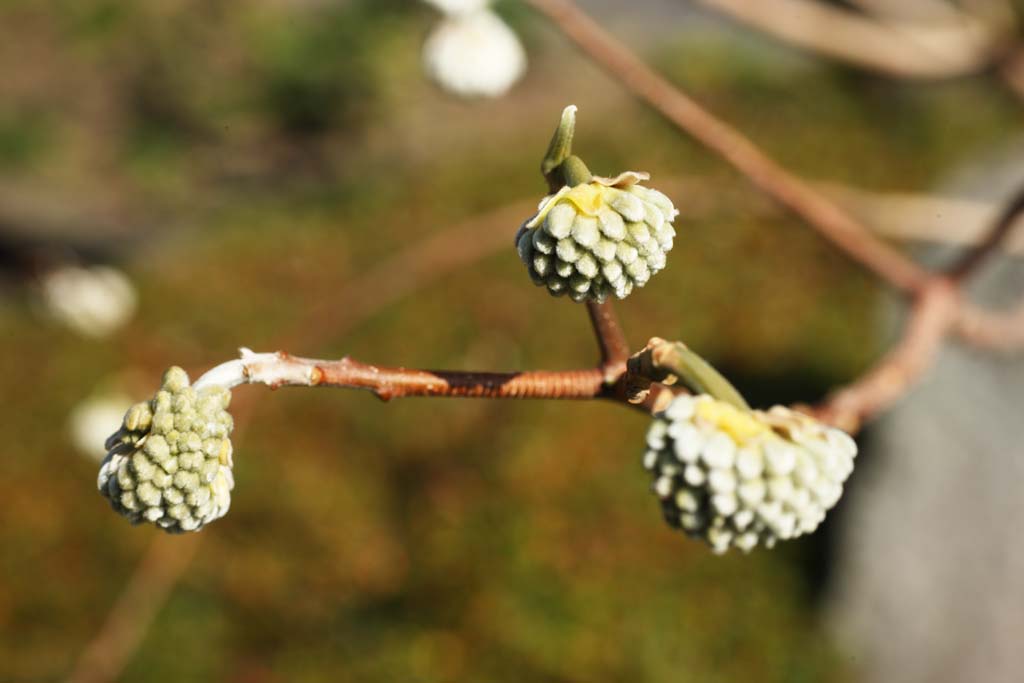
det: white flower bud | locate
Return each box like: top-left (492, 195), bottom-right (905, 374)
top-left (98, 366), bottom-right (236, 533)
top-left (643, 394), bottom-right (857, 553)
top-left (519, 175), bottom-right (679, 303)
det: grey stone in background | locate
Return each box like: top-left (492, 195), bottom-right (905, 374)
top-left (827, 148), bottom-right (1024, 683)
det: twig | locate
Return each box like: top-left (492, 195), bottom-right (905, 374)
top-left (586, 300), bottom-right (630, 381)
top-left (946, 185), bottom-right (1024, 349)
top-left (955, 301), bottom-right (1024, 351)
top-left (803, 182), bottom-right (1024, 417)
top-left (812, 279), bottom-right (960, 432)
top-left (947, 184), bottom-right (1024, 282)
top-left (198, 349), bottom-right (613, 401)
top-left (695, 0), bottom-right (1009, 79)
top-left (626, 337), bottom-right (750, 410)
top-left (525, 0), bottom-right (931, 294)
top-left (999, 46), bottom-right (1024, 100)
top-left (65, 534), bottom-right (202, 683)
top-left (817, 182), bottom-right (1024, 255)
top-left (847, 0), bottom-right (970, 23)
top-left (699, 0), bottom-right (1024, 102)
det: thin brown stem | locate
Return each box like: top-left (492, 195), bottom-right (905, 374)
top-left (945, 183), bottom-right (1024, 350)
top-left (955, 302), bottom-right (1024, 352)
top-left (526, 0), bottom-right (931, 294)
top-left (586, 300), bottom-right (630, 381)
top-left (811, 279), bottom-right (960, 432)
top-left (231, 351), bottom-right (613, 401)
top-left (322, 359), bottom-right (608, 400)
top-left (66, 535), bottom-right (202, 683)
top-left (697, 0), bottom-right (1009, 80)
top-left (947, 184), bottom-right (1024, 282)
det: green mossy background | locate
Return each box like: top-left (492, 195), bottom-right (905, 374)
top-left (1, 1), bottom-right (1021, 681)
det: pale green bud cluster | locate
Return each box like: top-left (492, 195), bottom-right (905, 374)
top-left (98, 366), bottom-right (235, 533)
top-left (515, 178), bottom-right (678, 303)
top-left (643, 394), bottom-right (857, 553)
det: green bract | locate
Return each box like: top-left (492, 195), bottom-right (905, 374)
top-left (98, 366), bottom-right (235, 533)
top-left (515, 172), bottom-right (678, 303)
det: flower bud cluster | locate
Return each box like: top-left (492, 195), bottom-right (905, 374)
top-left (98, 367), bottom-right (235, 533)
top-left (644, 394), bottom-right (857, 553)
top-left (516, 176), bottom-right (678, 302)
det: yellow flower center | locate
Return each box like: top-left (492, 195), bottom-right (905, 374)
top-left (695, 398), bottom-right (770, 444)
top-left (526, 182), bottom-right (611, 229)
top-left (561, 182), bottom-right (606, 216)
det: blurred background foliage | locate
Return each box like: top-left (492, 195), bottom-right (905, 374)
top-left (1, 0), bottom-right (1021, 681)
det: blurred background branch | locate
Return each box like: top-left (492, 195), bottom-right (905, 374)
top-left (695, 0), bottom-right (1018, 81)
top-left (819, 182), bottom-right (1024, 257)
top-left (66, 535), bottom-right (202, 683)
top-left (812, 278), bottom-right (960, 432)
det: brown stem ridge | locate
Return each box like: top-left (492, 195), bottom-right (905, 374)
top-left (586, 300), bottom-right (630, 381)
top-left (812, 279), bottom-right (960, 432)
top-left (948, 185), bottom-right (1024, 282)
top-left (250, 353), bottom-right (610, 401)
top-left (326, 361), bottom-right (609, 401)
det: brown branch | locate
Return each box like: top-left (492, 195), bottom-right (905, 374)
top-left (811, 279), bottom-right (960, 432)
top-left (65, 534), bottom-right (202, 683)
top-left (525, 0), bottom-right (931, 294)
top-left (847, 0), bottom-right (973, 22)
top-left (317, 356), bottom-right (609, 400)
top-left (946, 184), bottom-right (1024, 349)
top-left (586, 300), bottom-right (630, 381)
top-left (955, 302), bottom-right (1024, 352)
top-left (210, 350), bottom-right (614, 401)
top-left (619, 279), bottom-right (957, 433)
top-left (699, 0), bottom-right (1024, 104)
top-left (947, 184), bottom-right (1024, 282)
top-left (999, 46), bottom-right (1024, 100)
top-left (817, 182), bottom-right (1024, 255)
top-left (695, 0), bottom-right (1011, 79)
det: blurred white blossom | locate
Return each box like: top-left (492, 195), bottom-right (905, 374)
top-left (421, 0), bottom-right (488, 15)
top-left (40, 265), bottom-right (137, 338)
top-left (422, 8), bottom-right (526, 99)
top-left (69, 392), bottom-right (132, 461)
